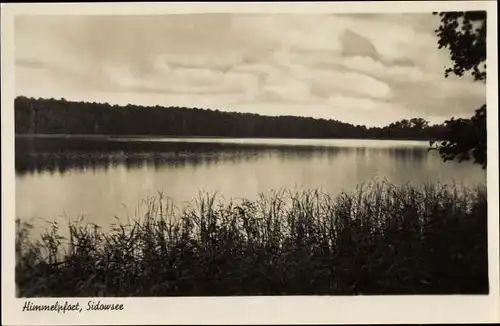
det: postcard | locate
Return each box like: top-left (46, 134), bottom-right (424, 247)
top-left (1, 1), bottom-right (499, 325)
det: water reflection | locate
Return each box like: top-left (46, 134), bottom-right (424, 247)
top-left (16, 136), bottom-right (430, 176)
top-left (15, 136), bottom-right (486, 236)
top-left (387, 147), bottom-right (427, 161)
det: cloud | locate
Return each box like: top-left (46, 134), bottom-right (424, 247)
top-left (261, 77), bottom-right (312, 102)
top-left (156, 52), bottom-right (243, 70)
top-left (341, 29), bottom-right (381, 61)
top-left (325, 94), bottom-right (413, 125)
top-left (14, 13), bottom-right (486, 127)
top-left (16, 58), bottom-right (112, 92)
top-left (102, 63), bottom-right (261, 97)
top-left (302, 68), bottom-right (393, 99)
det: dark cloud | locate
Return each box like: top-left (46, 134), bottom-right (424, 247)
top-left (391, 57), bottom-right (417, 67)
top-left (341, 29), bottom-right (381, 61)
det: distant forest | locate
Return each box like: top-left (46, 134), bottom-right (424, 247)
top-left (15, 96), bottom-right (447, 140)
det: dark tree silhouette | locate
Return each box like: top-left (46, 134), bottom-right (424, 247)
top-left (430, 11), bottom-right (487, 169)
top-left (14, 96), bottom-right (446, 141)
top-left (431, 105), bottom-right (486, 168)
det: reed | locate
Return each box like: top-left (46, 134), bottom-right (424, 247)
top-left (15, 181), bottom-right (488, 296)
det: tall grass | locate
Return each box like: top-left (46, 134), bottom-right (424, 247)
top-left (15, 181), bottom-right (488, 297)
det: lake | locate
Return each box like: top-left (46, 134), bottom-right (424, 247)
top-left (15, 135), bottom-right (486, 233)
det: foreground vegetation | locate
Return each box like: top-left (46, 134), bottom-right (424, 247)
top-left (16, 182), bottom-right (488, 297)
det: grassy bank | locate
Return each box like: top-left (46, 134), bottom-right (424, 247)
top-left (15, 181), bottom-right (489, 297)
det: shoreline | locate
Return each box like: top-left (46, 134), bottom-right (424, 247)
top-left (14, 133), bottom-right (442, 142)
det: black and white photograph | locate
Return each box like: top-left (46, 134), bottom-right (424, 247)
top-left (2, 1), bottom-right (499, 325)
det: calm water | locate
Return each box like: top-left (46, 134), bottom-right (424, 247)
top-left (15, 135), bottom-right (486, 232)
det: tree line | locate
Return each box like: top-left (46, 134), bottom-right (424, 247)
top-left (14, 96), bottom-right (447, 141)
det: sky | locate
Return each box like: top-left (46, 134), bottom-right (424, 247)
top-left (14, 13), bottom-right (486, 127)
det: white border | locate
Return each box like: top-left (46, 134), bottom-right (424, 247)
top-left (1, 2), bottom-right (499, 325)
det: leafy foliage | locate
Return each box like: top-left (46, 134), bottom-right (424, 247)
top-left (431, 11), bottom-right (487, 169)
top-left (434, 11), bottom-right (487, 82)
top-left (431, 105), bottom-right (486, 169)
